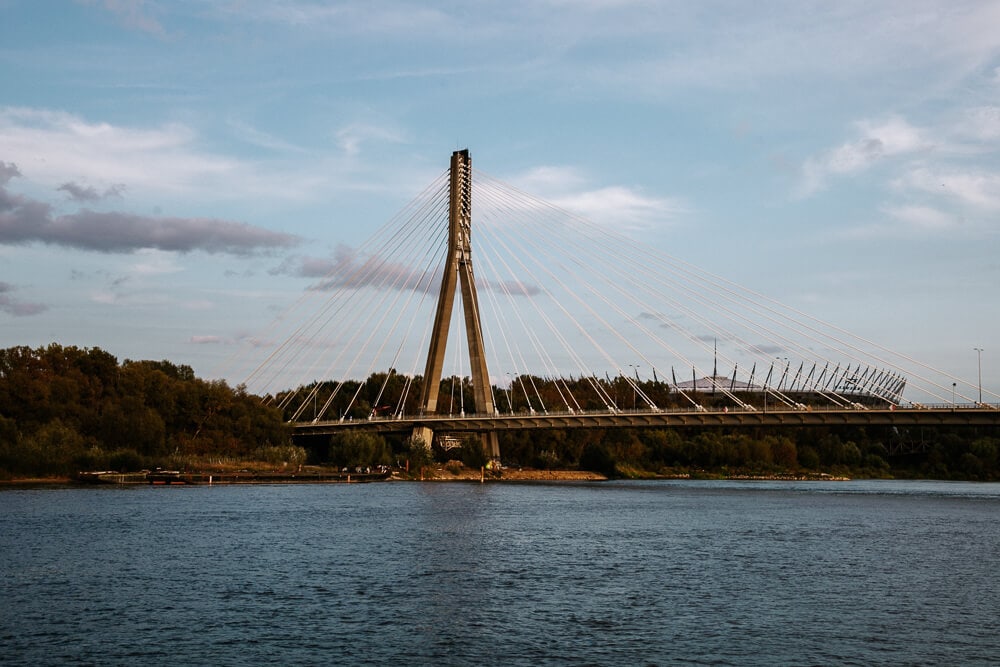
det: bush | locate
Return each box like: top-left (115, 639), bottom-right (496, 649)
top-left (328, 432), bottom-right (390, 468)
top-left (109, 449), bottom-right (147, 472)
top-left (405, 435), bottom-right (433, 470)
top-left (254, 445), bottom-right (308, 467)
top-left (798, 445), bottom-right (820, 469)
top-left (579, 442), bottom-right (616, 476)
top-left (460, 437), bottom-right (489, 469)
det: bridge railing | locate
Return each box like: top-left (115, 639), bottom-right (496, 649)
top-left (304, 401), bottom-right (999, 426)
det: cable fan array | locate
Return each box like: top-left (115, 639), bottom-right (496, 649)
top-left (232, 164), bottom-right (995, 422)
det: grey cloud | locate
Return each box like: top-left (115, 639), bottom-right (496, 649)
top-left (274, 247), bottom-right (541, 296)
top-left (57, 181), bottom-right (127, 202)
top-left (47, 210), bottom-right (299, 255)
top-left (0, 166), bottom-right (300, 255)
top-left (188, 334), bottom-right (270, 347)
top-left (0, 162), bottom-right (21, 185)
top-left (482, 279), bottom-right (540, 296)
top-left (0, 282), bottom-right (48, 316)
top-left (639, 311), bottom-right (680, 330)
top-left (308, 257), bottom-right (431, 293)
top-left (298, 254), bottom-right (349, 279)
top-left (270, 244), bottom-right (355, 278)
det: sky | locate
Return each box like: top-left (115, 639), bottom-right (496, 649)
top-left (1, 0), bottom-right (998, 395)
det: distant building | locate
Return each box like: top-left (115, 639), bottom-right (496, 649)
top-left (674, 375), bottom-right (757, 392)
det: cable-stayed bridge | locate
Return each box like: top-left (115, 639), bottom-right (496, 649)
top-left (234, 150), bottom-right (998, 458)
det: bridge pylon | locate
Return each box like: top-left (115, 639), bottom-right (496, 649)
top-left (412, 150), bottom-right (500, 461)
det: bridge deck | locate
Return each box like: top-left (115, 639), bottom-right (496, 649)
top-left (292, 405), bottom-right (1000, 437)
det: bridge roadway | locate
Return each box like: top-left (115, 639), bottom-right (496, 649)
top-left (292, 404), bottom-right (1000, 437)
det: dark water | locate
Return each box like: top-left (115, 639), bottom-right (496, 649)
top-left (2, 480), bottom-right (999, 666)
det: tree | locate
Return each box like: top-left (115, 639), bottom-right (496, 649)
top-left (579, 441), bottom-right (616, 476)
top-left (328, 431), bottom-right (391, 468)
top-left (798, 446), bottom-right (820, 470)
top-left (0, 344), bottom-right (291, 477)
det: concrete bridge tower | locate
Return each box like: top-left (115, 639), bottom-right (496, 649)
top-left (412, 150), bottom-right (500, 460)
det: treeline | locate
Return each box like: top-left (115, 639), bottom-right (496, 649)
top-left (4, 351), bottom-right (997, 481)
top-left (497, 425), bottom-right (1000, 480)
top-left (292, 371), bottom-right (999, 480)
top-left (323, 425), bottom-right (1000, 481)
top-left (0, 344), bottom-right (289, 478)
top-left (278, 371), bottom-right (887, 422)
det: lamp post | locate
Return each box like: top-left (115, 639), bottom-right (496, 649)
top-left (974, 347), bottom-right (984, 405)
top-left (952, 382), bottom-right (956, 407)
top-left (628, 364), bottom-right (640, 410)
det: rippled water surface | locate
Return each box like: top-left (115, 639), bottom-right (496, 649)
top-left (3, 479), bottom-right (999, 665)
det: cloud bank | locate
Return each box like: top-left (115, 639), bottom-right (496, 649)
top-left (57, 181), bottom-right (126, 202)
top-left (798, 116), bottom-right (930, 197)
top-left (0, 162), bottom-right (299, 255)
top-left (0, 282), bottom-right (47, 316)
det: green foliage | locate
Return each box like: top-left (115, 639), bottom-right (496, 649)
top-left (405, 435), bottom-right (433, 470)
top-left (798, 446), bottom-right (821, 469)
top-left (460, 437), bottom-right (490, 469)
top-left (579, 441), bottom-right (617, 476)
top-left (534, 449), bottom-right (563, 469)
top-left (327, 431), bottom-right (391, 468)
top-left (492, 424), bottom-right (1000, 480)
top-left (108, 449), bottom-right (148, 472)
top-left (0, 344), bottom-right (290, 477)
top-left (3, 348), bottom-right (998, 481)
top-left (254, 445), bottom-right (308, 467)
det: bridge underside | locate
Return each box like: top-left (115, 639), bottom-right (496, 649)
top-left (294, 407), bottom-right (1000, 439)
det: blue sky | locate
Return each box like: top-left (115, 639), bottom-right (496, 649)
top-left (1, 0), bottom-right (998, 394)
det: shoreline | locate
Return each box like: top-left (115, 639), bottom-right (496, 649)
top-left (0, 468), bottom-right (861, 486)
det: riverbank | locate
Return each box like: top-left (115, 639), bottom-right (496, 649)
top-left (0, 465), bottom-right (609, 486)
top-left (408, 464), bottom-right (607, 482)
top-left (0, 467), bottom-right (862, 485)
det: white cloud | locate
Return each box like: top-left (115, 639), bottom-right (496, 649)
top-left (89, 289), bottom-right (170, 307)
top-left (798, 116), bottom-right (931, 197)
top-left (883, 205), bottom-right (956, 231)
top-left (335, 123), bottom-right (405, 157)
top-left (508, 165), bottom-right (685, 229)
top-left (0, 107), bottom-right (238, 197)
top-left (0, 107), bottom-right (433, 216)
top-left (190, 335), bottom-right (224, 344)
top-left (128, 249), bottom-right (184, 276)
top-left (512, 166), bottom-right (588, 193)
top-left (553, 1), bottom-right (1000, 102)
top-left (956, 106), bottom-right (1000, 141)
top-left (895, 167), bottom-right (1000, 211)
top-left (227, 119), bottom-right (309, 154)
top-left (550, 186), bottom-right (683, 229)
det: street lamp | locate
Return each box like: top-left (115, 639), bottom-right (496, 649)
top-left (628, 364), bottom-right (640, 410)
top-left (974, 347), bottom-right (984, 405)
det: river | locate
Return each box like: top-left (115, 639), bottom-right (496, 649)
top-left (2, 479), bottom-right (999, 665)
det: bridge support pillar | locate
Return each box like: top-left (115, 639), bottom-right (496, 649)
top-left (412, 150), bottom-right (500, 462)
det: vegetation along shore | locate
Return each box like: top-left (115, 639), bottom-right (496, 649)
top-left (2, 344), bottom-right (998, 484)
